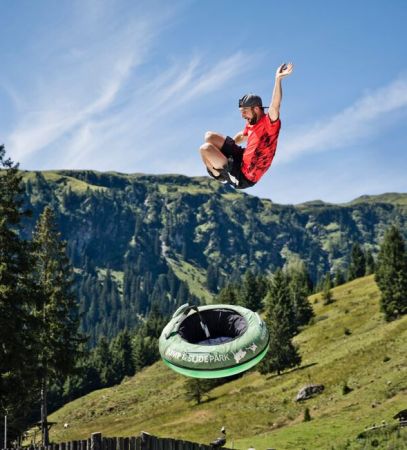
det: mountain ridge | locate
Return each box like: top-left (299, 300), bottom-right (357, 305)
top-left (25, 169), bottom-right (407, 206)
top-left (19, 170), bottom-right (407, 344)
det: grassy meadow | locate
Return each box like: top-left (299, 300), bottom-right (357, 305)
top-left (43, 275), bottom-right (407, 449)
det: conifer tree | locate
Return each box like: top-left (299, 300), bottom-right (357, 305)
top-left (375, 225), bottom-right (407, 321)
top-left (286, 261), bottom-right (314, 327)
top-left (348, 243), bottom-right (366, 280)
top-left (32, 206), bottom-right (83, 445)
top-left (365, 249), bottom-right (376, 275)
top-left (206, 263), bottom-right (219, 292)
top-left (62, 348), bottom-right (100, 402)
top-left (176, 282), bottom-right (189, 308)
top-left (217, 284), bottom-right (238, 305)
top-left (111, 330), bottom-right (135, 381)
top-left (0, 146), bottom-right (38, 441)
top-left (132, 333), bottom-right (148, 372)
top-left (239, 270), bottom-right (267, 311)
top-left (322, 273), bottom-right (333, 305)
top-left (333, 270), bottom-right (345, 287)
top-left (259, 270), bottom-right (301, 375)
top-left (93, 337), bottom-right (116, 386)
top-left (184, 379), bottom-right (212, 405)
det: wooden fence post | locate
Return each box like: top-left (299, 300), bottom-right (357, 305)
top-left (135, 437), bottom-right (141, 450)
top-left (140, 432), bottom-right (151, 450)
top-left (91, 433), bottom-right (102, 450)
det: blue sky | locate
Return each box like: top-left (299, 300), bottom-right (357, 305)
top-left (1, 0), bottom-right (406, 204)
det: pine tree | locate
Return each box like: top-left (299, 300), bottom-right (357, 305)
top-left (348, 243), bottom-right (366, 281)
top-left (206, 263), bottom-right (218, 292)
top-left (175, 282), bottom-right (189, 308)
top-left (101, 270), bottom-right (113, 317)
top-left (322, 273), bottom-right (333, 305)
top-left (286, 262), bottom-right (314, 327)
top-left (0, 146), bottom-right (38, 441)
top-left (111, 330), bottom-right (135, 382)
top-left (259, 270), bottom-right (301, 375)
top-left (184, 379), bottom-right (212, 405)
top-left (365, 249), bottom-right (376, 275)
top-left (375, 225), bottom-right (407, 321)
top-left (32, 206), bottom-right (83, 445)
top-left (217, 284), bottom-right (238, 305)
top-left (93, 337), bottom-right (116, 386)
top-left (239, 270), bottom-right (267, 311)
top-left (62, 346), bottom-right (100, 402)
top-left (132, 334), bottom-right (148, 372)
top-left (333, 270), bottom-right (345, 287)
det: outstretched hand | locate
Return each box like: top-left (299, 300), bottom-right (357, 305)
top-left (276, 62), bottom-right (293, 79)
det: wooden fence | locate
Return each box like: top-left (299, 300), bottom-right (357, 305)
top-left (2, 432), bottom-right (234, 450)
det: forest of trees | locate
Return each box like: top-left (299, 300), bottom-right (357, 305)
top-left (0, 148), bottom-right (85, 445)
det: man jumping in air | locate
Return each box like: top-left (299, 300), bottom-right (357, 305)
top-left (199, 63), bottom-right (293, 189)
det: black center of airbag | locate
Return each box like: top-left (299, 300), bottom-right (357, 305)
top-left (178, 308), bottom-right (248, 344)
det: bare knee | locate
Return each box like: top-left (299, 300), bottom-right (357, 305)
top-left (204, 131), bottom-right (222, 143)
top-left (204, 131), bottom-right (226, 150)
top-left (204, 131), bottom-right (215, 143)
top-left (200, 143), bottom-right (211, 156)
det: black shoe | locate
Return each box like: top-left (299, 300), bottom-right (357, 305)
top-left (207, 167), bottom-right (228, 183)
top-left (220, 159), bottom-right (239, 188)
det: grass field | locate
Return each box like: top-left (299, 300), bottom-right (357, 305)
top-left (166, 257), bottom-right (213, 304)
top-left (46, 275), bottom-right (407, 449)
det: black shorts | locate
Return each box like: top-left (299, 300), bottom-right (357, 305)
top-left (220, 136), bottom-right (256, 190)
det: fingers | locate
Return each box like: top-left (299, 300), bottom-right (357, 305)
top-left (284, 62), bottom-right (294, 72)
top-left (278, 62), bottom-right (294, 77)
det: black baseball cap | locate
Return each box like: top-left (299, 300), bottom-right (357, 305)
top-left (238, 94), bottom-right (265, 108)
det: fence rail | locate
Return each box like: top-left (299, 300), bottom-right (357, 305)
top-left (2, 432), bottom-right (233, 450)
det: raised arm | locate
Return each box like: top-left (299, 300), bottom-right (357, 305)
top-left (268, 62), bottom-right (294, 122)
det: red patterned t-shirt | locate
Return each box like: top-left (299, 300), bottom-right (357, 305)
top-left (241, 115), bottom-right (281, 183)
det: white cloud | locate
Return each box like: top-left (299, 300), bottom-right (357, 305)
top-left (5, 0), bottom-right (252, 173)
top-left (44, 51), bottom-right (252, 170)
top-left (8, 51), bottom-right (136, 162)
top-left (5, 1), bottom-right (159, 164)
top-left (279, 76), bottom-right (407, 163)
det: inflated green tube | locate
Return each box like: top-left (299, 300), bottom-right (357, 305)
top-left (159, 304), bottom-right (269, 379)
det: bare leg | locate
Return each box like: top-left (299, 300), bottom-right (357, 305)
top-left (200, 131), bottom-right (228, 176)
top-left (200, 143), bottom-right (228, 176)
top-left (204, 131), bottom-right (226, 149)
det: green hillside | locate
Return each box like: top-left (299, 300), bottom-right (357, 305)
top-left (46, 275), bottom-right (407, 449)
top-left (18, 170), bottom-right (407, 344)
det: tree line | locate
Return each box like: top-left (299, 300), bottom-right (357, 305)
top-left (50, 306), bottom-right (167, 409)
